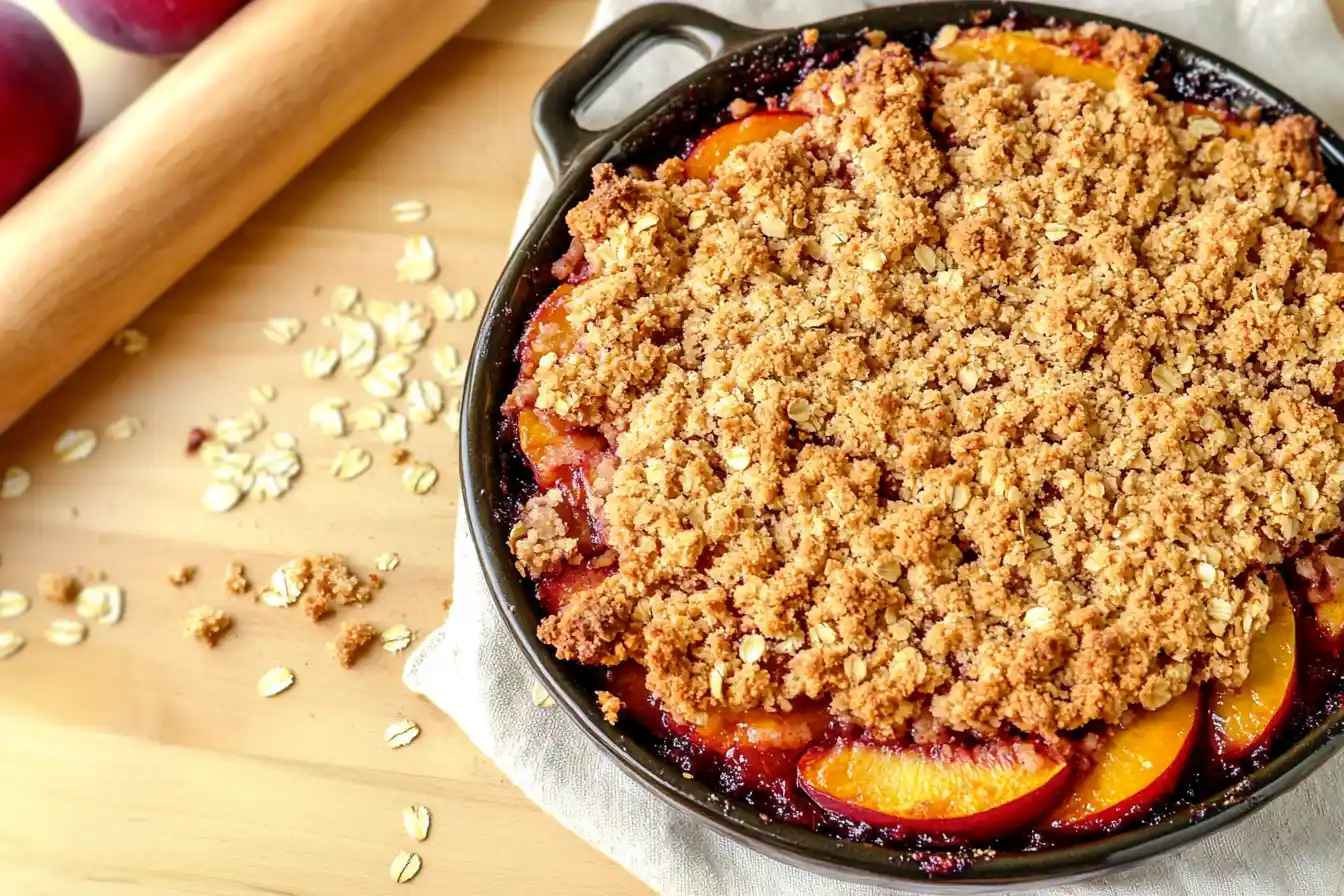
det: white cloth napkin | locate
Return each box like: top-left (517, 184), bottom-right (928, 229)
top-left (406, 2), bottom-right (1344, 893)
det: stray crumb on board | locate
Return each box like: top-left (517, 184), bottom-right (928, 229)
top-left (168, 565), bottom-right (197, 588)
top-left (39, 573), bottom-right (78, 604)
top-left (224, 562), bottom-right (251, 596)
top-left (329, 621), bottom-right (379, 667)
top-left (184, 606), bottom-right (232, 647)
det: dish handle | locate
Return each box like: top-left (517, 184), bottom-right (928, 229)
top-left (532, 2), bottom-right (762, 180)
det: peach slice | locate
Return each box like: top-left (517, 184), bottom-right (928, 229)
top-left (932, 31), bottom-right (1122, 89)
top-left (516, 408), bottom-right (607, 490)
top-left (799, 740), bottom-right (1071, 840)
top-left (684, 111), bottom-right (810, 183)
top-left (1210, 584), bottom-right (1297, 761)
top-left (520, 283), bottom-right (578, 377)
top-left (1043, 687), bottom-right (1200, 835)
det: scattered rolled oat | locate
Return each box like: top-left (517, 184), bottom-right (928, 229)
top-left (389, 850), bottom-right (422, 884)
top-left (378, 302), bottom-right (433, 353)
top-left (402, 805), bottom-right (431, 842)
top-left (331, 446), bottom-right (373, 481)
top-left (0, 590), bottom-right (29, 619)
top-left (262, 317), bottom-right (304, 345)
top-left (104, 416), bottom-right (142, 441)
top-left (183, 606), bottom-right (231, 647)
top-left (330, 620), bottom-right (379, 668)
top-left (444, 395), bottom-right (462, 434)
top-left (384, 719), bottom-right (421, 748)
top-left (333, 315), bottom-right (379, 377)
top-left (260, 560), bottom-right (309, 608)
top-left (76, 583), bottom-right (124, 625)
top-left (452, 287), bottom-right (477, 320)
top-left (375, 552), bottom-right (400, 572)
top-left (329, 284), bottom-right (361, 313)
top-left (395, 234), bottom-right (438, 283)
top-left (168, 565), bottom-right (197, 587)
top-left (53, 428), bottom-right (97, 463)
top-left (531, 682), bottom-right (556, 708)
top-left (0, 631), bottom-right (24, 660)
top-left (391, 200), bottom-right (430, 223)
top-left (402, 462), bottom-right (438, 495)
top-left (0, 466), bottom-right (30, 500)
top-left (309, 397), bottom-right (349, 438)
top-left (379, 413), bottom-right (410, 445)
top-left (406, 380), bottom-right (444, 424)
top-left (432, 345), bottom-right (459, 379)
top-left (301, 345), bottom-right (341, 379)
top-left (249, 384), bottom-right (278, 405)
top-left (202, 482), bottom-right (244, 513)
top-left (256, 666), bottom-right (296, 697)
top-left (427, 285), bottom-right (455, 321)
top-left (380, 623), bottom-right (413, 653)
top-left (596, 690), bottom-right (622, 725)
top-left (112, 328), bottom-right (149, 355)
top-left (45, 618), bottom-right (88, 647)
top-left (39, 573), bottom-right (78, 604)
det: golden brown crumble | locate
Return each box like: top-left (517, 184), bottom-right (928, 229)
top-left (596, 689), bottom-right (623, 724)
top-left (184, 606), bottom-right (232, 647)
top-left (391, 448), bottom-right (411, 466)
top-left (308, 554), bottom-right (373, 605)
top-left (329, 621), bottom-right (379, 668)
top-left (168, 565), bottom-right (197, 587)
top-left (224, 562), bottom-right (251, 596)
top-left (302, 591), bottom-right (332, 621)
top-left (39, 573), bottom-right (78, 604)
top-left (510, 31), bottom-right (1344, 740)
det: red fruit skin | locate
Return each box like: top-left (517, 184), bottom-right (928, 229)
top-left (798, 743), bottom-right (1073, 841)
top-left (58, 0), bottom-right (251, 56)
top-left (0, 1), bottom-right (81, 213)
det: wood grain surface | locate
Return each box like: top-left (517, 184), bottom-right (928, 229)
top-left (2, 2), bottom-right (1342, 895)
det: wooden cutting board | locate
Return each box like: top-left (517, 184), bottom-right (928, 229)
top-left (2, 2), bottom-right (1343, 894)
top-left (0, 0), bottom-right (647, 893)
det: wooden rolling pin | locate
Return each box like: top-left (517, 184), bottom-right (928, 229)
top-left (0, 0), bottom-right (489, 435)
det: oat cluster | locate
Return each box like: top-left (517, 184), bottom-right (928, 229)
top-left (510, 30), bottom-right (1344, 738)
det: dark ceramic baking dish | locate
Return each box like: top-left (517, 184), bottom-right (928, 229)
top-left (460, 2), bottom-right (1344, 890)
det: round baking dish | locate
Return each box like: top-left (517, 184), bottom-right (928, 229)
top-left (461, 2), bottom-right (1344, 890)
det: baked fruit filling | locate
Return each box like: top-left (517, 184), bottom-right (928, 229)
top-left (504, 20), bottom-right (1344, 846)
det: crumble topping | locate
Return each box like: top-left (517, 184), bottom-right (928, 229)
top-left (596, 690), bottom-right (623, 725)
top-left (511, 34), bottom-right (1344, 739)
top-left (184, 606), bottom-right (232, 647)
top-left (39, 573), bottom-right (79, 604)
top-left (330, 621), bottom-right (379, 668)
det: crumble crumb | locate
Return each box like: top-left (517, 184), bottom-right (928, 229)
top-left (596, 689), bottom-right (623, 725)
top-left (368, 573), bottom-right (385, 591)
top-left (509, 32), bottom-right (1344, 740)
top-left (184, 606), bottom-right (232, 646)
top-left (308, 554), bottom-right (373, 606)
top-left (39, 573), bottom-right (78, 604)
top-left (391, 448), bottom-right (411, 465)
top-left (728, 98), bottom-right (758, 120)
top-left (329, 621), bottom-right (379, 668)
top-left (224, 562), bottom-right (251, 596)
top-left (302, 591), bottom-right (332, 621)
top-left (168, 565), bottom-right (197, 587)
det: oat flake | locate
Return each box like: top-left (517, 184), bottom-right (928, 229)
top-left (390, 850), bottom-right (422, 884)
top-left (0, 631), bottom-right (25, 660)
top-left (45, 618), bottom-right (87, 647)
top-left (257, 666), bottom-right (296, 697)
top-left (403, 804), bottom-right (431, 841)
top-left (395, 235), bottom-right (439, 283)
top-left (0, 590), bottom-right (29, 619)
top-left (403, 462), bottom-right (438, 495)
top-left (331, 446), bottom-right (373, 481)
top-left (54, 429), bottom-right (97, 463)
top-left (385, 719), bottom-right (420, 748)
top-left (105, 416), bottom-right (142, 441)
top-left (262, 317), bottom-right (304, 345)
top-left (375, 552), bottom-right (400, 572)
top-left (1, 467), bottom-right (31, 500)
